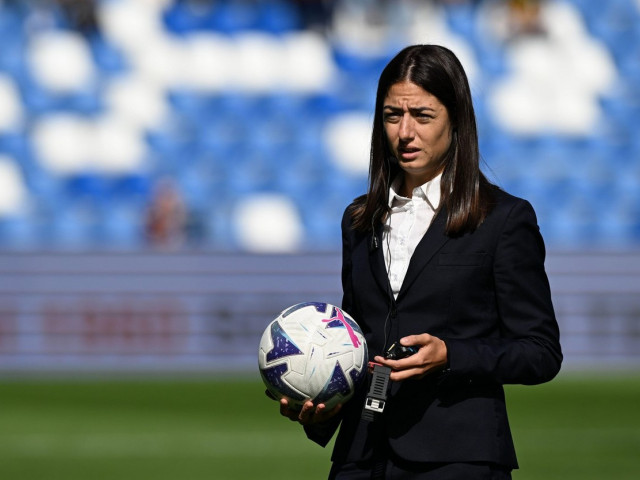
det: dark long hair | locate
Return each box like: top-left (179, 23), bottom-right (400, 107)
top-left (349, 44), bottom-right (495, 236)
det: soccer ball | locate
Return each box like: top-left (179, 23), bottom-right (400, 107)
top-left (258, 302), bottom-right (368, 410)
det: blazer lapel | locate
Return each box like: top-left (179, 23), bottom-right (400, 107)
top-left (369, 221), bottom-right (391, 296)
top-left (397, 207), bottom-right (449, 300)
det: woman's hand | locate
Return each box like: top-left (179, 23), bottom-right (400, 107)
top-left (374, 334), bottom-right (448, 381)
top-left (266, 390), bottom-right (342, 425)
top-left (279, 398), bottom-right (342, 425)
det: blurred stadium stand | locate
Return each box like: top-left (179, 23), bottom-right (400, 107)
top-left (0, 0), bottom-right (637, 252)
top-left (1, 250), bottom-right (639, 373)
top-left (0, 0), bottom-right (639, 372)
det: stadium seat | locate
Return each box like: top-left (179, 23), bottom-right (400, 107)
top-left (27, 30), bottom-right (96, 94)
top-left (109, 173), bottom-right (152, 205)
top-left (90, 115), bottom-right (148, 175)
top-left (0, 155), bottom-right (27, 217)
top-left (232, 192), bottom-right (304, 253)
top-left (49, 203), bottom-right (99, 249)
top-left (65, 173), bottom-right (110, 205)
top-left (162, 0), bottom-right (216, 34)
top-left (0, 0), bottom-right (638, 251)
top-left (281, 31), bottom-right (337, 93)
top-left (207, 1), bottom-right (258, 34)
top-left (103, 74), bottom-right (169, 131)
top-left (323, 111), bottom-right (372, 177)
top-left (443, 0), bottom-right (478, 40)
top-left (0, 74), bottom-right (23, 131)
top-left (98, 201), bottom-right (144, 249)
top-left (179, 32), bottom-right (235, 93)
top-left (255, 0), bottom-right (301, 34)
top-left (32, 114), bottom-right (92, 174)
top-left (0, 214), bottom-right (39, 249)
top-left (88, 33), bottom-right (129, 75)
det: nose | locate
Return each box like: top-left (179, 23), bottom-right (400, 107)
top-left (398, 114), bottom-right (414, 141)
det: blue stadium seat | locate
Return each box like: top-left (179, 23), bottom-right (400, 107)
top-left (0, 13), bottom-right (26, 77)
top-left (258, 93), bottom-right (306, 125)
top-left (98, 201), bottom-right (144, 249)
top-left (444, 1), bottom-right (479, 40)
top-left (163, 0), bottom-right (217, 34)
top-left (62, 86), bottom-right (103, 115)
top-left (203, 201), bottom-right (237, 250)
top-left (0, 131), bottom-right (33, 164)
top-left (298, 190), bottom-right (344, 250)
top-left (17, 74), bottom-right (61, 114)
top-left (0, 0), bottom-right (637, 251)
top-left (225, 150), bottom-right (280, 197)
top-left (474, 40), bottom-right (508, 80)
top-left (176, 165), bottom-right (215, 211)
top-left (274, 148), bottom-right (328, 202)
top-left (49, 204), bottom-right (98, 249)
top-left (168, 89), bottom-right (212, 123)
top-left (65, 173), bottom-right (112, 206)
top-left (207, 1), bottom-right (258, 34)
top-left (88, 33), bottom-right (129, 75)
top-left (0, 214), bottom-right (39, 249)
top-left (255, 0), bottom-right (301, 34)
top-left (544, 200), bottom-right (599, 249)
top-left (146, 119), bottom-right (196, 171)
top-left (109, 173), bottom-right (152, 205)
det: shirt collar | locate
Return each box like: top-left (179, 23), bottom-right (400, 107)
top-left (388, 173), bottom-right (442, 210)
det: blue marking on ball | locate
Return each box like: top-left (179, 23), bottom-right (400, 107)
top-left (265, 320), bottom-right (303, 363)
top-left (314, 361), bottom-right (350, 405)
top-left (260, 363), bottom-right (306, 402)
top-left (282, 302), bottom-right (328, 318)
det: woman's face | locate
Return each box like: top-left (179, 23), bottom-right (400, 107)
top-left (383, 80), bottom-right (453, 192)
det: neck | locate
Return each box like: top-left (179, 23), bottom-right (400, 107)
top-left (401, 170), bottom-right (441, 198)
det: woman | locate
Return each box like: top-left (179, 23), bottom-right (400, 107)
top-left (279, 44), bottom-right (562, 479)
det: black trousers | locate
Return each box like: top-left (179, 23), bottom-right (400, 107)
top-left (329, 455), bottom-right (512, 480)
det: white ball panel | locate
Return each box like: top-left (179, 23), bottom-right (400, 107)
top-left (258, 303), bottom-right (367, 410)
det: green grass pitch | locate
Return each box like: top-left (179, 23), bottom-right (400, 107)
top-left (0, 372), bottom-right (638, 480)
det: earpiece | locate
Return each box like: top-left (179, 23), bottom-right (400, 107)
top-left (370, 216), bottom-right (379, 252)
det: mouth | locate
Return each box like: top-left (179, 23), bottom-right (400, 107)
top-left (398, 147), bottom-right (421, 160)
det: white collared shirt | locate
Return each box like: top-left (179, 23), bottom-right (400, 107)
top-left (383, 173), bottom-right (442, 298)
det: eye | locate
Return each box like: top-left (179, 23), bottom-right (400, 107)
top-left (415, 112), bottom-right (434, 122)
top-left (383, 112), bottom-right (401, 123)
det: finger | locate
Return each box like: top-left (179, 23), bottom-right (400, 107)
top-left (311, 403), bottom-right (326, 420)
top-left (280, 398), bottom-right (299, 421)
top-left (318, 402), bottom-right (341, 421)
top-left (375, 355), bottom-right (413, 370)
top-left (298, 400), bottom-right (316, 422)
top-left (279, 398), bottom-right (290, 416)
top-left (400, 334), bottom-right (429, 346)
top-left (389, 367), bottom-right (428, 382)
top-left (308, 403), bottom-right (341, 424)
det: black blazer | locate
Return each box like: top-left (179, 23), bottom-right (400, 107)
top-left (307, 188), bottom-right (562, 470)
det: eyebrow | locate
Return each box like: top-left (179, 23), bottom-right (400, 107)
top-left (383, 105), bottom-right (437, 114)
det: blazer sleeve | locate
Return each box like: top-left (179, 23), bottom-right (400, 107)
top-left (443, 199), bottom-right (563, 385)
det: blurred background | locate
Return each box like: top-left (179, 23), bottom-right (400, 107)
top-left (0, 0), bottom-right (638, 479)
